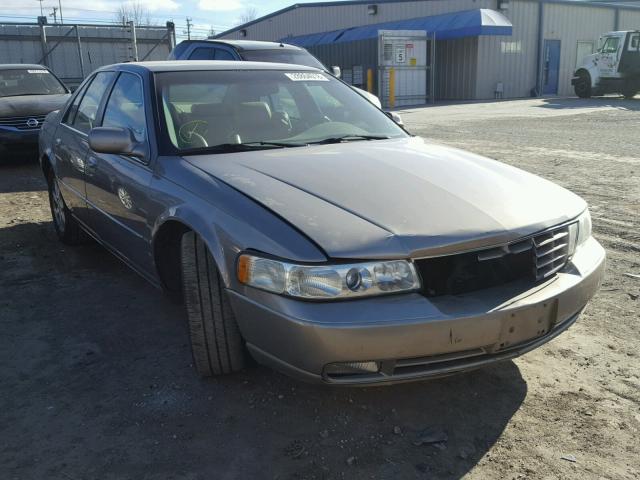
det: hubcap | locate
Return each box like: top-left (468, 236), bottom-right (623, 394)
top-left (51, 179), bottom-right (66, 230)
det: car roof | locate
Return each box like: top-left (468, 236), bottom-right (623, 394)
top-left (0, 64), bottom-right (49, 71)
top-left (179, 39), bottom-right (303, 51)
top-left (101, 60), bottom-right (321, 73)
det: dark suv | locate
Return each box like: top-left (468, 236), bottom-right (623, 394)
top-left (168, 39), bottom-right (381, 107)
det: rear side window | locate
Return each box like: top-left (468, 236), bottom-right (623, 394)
top-left (72, 71), bottom-right (115, 134)
top-left (214, 49), bottom-right (235, 60)
top-left (62, 79), bottom-right (91, 124)
top-left (630, 34), bottom-right (640, 51)
top-left (102, 72), bottom-right (146, 143)
top-left (188, 47), bottom-right (215, 60)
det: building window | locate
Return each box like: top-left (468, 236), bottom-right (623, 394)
top-left (501, 41), bottom-right (521, 54)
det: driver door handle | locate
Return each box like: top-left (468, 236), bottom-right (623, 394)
top-left (55, 138), bottom-right (61, 145)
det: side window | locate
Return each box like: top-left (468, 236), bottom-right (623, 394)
top-left (630, 34), bottom-right (640, 51)
top-left (102, 72), bottom-right (146, 143)
top-left (72, 71), bottom-right (115, 134)
top-left (189, 47), bottom-right (215, 60)
top-left (62, 78), bottom-right (91, 125)
top-left (602, 37), bottom-right (620, 54)
top-left (214, 49), bottom-right (235, 60)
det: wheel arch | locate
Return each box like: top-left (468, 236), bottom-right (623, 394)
top-left (151, 213), bottom-right (230, 301)
top-left (576, 67), bottom-right (597, 87)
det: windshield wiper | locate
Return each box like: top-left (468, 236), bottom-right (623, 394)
top-left (182, 141), bottom-right (305, 155)
top-left (242, 141), bottom-right (307, 148)
top-left (306, 134), bottom-right (390, 145)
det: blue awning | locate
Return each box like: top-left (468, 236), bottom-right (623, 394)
top-left (280, 8), bottom-right (512, 47)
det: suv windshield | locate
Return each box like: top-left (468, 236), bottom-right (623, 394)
top-left (240, 49), bottom-right (326, 70)
top-left (0, 68), bottom-right (67, 97)
top-left (156, 69), bottom-right (406, 154)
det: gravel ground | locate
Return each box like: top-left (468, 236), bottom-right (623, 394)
top-left (1, 97), bottom-right (639, 480)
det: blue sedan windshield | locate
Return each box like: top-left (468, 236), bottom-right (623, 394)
top-left (155, 70), bottom-right (406, 154)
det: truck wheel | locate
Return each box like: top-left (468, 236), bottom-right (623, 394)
top-left (46, 169), bottom-right (83, 245)
top-left (622, 84), bottom-right (638, 99)
top-left (574, 72), bottom-right (592, 98)
top-left (180, 231), bottom-right (245, 377)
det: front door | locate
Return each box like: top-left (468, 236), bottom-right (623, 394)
top-left (596, 35), bottom-right (623, 78)
top-left (543, 40), bottom-right (561, 95)
top-left (54, 71), bottom-right (115, 218)
top-left (84, 71), bottom-right (155, 275)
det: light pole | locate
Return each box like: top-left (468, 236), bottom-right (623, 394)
top-left (58, 0), bottom-right (63, 24)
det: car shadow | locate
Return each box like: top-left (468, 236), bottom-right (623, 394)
top-left (1, 220), bottom-right (527, 479)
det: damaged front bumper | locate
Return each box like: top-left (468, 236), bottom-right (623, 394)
top-left (228, 237), bottom-right (605, 385)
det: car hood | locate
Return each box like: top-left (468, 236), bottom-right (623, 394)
top-left (0, 93), bottom-right (70, 118)
top-left (186, 137), bottom-right (586, 259)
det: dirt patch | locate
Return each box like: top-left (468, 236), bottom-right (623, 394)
top-left (1, 100), bottom-right (639, 479)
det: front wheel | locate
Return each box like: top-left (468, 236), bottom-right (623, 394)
top-left (47, 169), bottom-right (83, 245)
top-left (574, 72), bottom-right (592, 98)
top-left (180, 231), bottom-right (245, 377)
top-left (622, 83), bottom-right (638, 99)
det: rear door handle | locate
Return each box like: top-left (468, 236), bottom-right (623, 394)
top-left (55, 138), bottom-right (61, 145)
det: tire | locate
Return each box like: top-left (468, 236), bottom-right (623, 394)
top-left (180, 231), bottom-right (245, 377)
top-left (46, 169), bottom-right (83, 245)
top-left (622, 84), bottom-right (638, 99)
top-left (574, 71), bottom-right (592, 98)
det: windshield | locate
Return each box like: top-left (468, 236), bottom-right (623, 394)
top-left (0, 68), bottom-right (67, 97)
top-left (240, 49), bottom-right (326, 70)
top-left (155, 70), bottom-right (406, 154)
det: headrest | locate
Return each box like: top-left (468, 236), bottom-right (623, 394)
top-left (190, 103), bottom-right (231, 117)
top-left (235, 102), bottom-right (272, 124)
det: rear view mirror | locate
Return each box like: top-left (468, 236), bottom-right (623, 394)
top-left (88, 127), bottom-right (145, 158)
top-left (385, 111), bottom-right (404, 127)
top-left (331, 66), bottom-right (341, 78)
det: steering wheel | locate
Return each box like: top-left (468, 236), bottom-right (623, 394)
top-left (179, 120), bottom-right (209, 148)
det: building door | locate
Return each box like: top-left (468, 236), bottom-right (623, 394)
top-left (543, 40), bottom-right (561, 95)
top-left (378, 30), bottom-right (431, 108)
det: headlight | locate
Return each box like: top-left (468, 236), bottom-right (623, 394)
top-left (568, 209), bottom-right (592, 256)
top-left (237, 254), bottom-right (421, 300)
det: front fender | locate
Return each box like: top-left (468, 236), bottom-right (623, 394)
top-left (150, 156), bottom-right (327, 290)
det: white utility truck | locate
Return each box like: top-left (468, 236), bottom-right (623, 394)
top-left (572, 30), bottom-right (640, 98)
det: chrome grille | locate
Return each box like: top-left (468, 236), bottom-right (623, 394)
top-left (0, 115), bottom-right (47, 130)
top-left (533, 226), bottom-right (570, 280)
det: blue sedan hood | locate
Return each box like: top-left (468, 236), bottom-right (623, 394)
top-left (186, 137), bottom-right (586, 259)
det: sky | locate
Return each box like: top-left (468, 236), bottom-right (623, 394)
top-left (0, 0), bottom-right (325, 39)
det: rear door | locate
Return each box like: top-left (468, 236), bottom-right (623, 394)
top-left (54, 71), bottom-right (115, 218)
top-left (83, 71), bottom-right (155, 274)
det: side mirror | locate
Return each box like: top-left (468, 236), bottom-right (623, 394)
top-left (385, 111), bottom-right (404, 127)
top-left (88, 127), bottom-right (145, 158)
top-left (331, 66), bottom-right (341, 78)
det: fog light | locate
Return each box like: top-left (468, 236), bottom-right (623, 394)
top-left (325, 361), bottom-right (380, 376)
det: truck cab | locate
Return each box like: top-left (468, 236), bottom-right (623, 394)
top-left (573, 30), bottom-right (640, 98)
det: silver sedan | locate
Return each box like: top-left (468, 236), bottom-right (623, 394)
top-left (39, 61), bottom-right (605, 385)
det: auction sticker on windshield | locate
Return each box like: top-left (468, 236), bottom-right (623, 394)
top-left (285, 72), bottom-right (328, 82)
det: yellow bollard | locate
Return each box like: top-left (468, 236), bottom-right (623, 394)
top-left (367, 68), bottom-right (373, 94)
top-left (389, 68), bottom-right (395, 109)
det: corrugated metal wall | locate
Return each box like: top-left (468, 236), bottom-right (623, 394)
top-left (0, 23), bottom-right (171, 86)
top-left (435, 37), bottom-right (478, 100)
top-left (221, 0), bottom-right (494, 41)
top-left (308, 38), bottom-right (378, 91)
top-left (617, 9), bottom-right (640, 30)
top-left (475, 0), bottom-right (539, 99)
top-left (543, 3), bottom-right (615, 96)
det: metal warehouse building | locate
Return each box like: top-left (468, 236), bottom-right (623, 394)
top-left (216, 0), bottom-right (640, 105)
